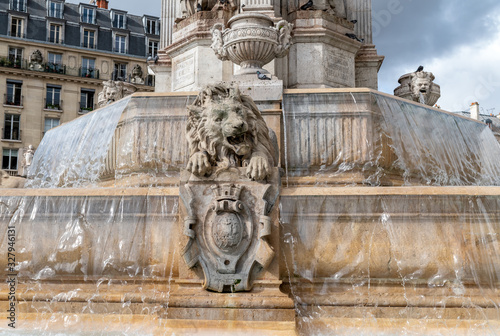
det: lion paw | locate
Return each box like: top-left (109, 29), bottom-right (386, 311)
top-left (187, 152), bottom-right (212, 177)
top-left (246, 156), bottom-right (270, 181)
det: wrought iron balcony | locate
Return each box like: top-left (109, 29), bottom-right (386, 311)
top-left (2, 128), bottom-right (22, 141)
top-left (79, 67), bottom-right (99, 79)
top-left (4, 94), bottom-right (23, 107)
top-left (44, 62), bottom-right (66, 74)
top-left (44, 98), bottom-right (63, 111)
top-left (47, 36), bottom-right (64, 44)
top-left (0, 57), bottom-right (26, 69)
top-left (79, 103), bottom-right (96, 114)
top-left (81, 42), bottom-right (96, 49)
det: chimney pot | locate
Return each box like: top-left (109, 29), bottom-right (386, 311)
top-left (96, 0), bottom-right (109, 9)
top-left (470, 102), bottom-right (480, 121)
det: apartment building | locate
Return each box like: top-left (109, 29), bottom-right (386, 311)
top-left (0, 0), bottom-right (160, 175)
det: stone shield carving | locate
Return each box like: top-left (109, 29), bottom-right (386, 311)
top-left (181, 174), bottom-right (278, 292)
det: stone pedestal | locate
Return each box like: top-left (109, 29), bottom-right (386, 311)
top-left (162, 11), bottom-right (232, 92)
top-left (287, 11), bottom-right (361, 88)
top-left (150, 51), bottom-right (173, 93)
top-left (355, 44), bottom-right (384, 90)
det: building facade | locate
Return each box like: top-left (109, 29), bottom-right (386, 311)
top-left (0, 0), bottom-right (160, 175)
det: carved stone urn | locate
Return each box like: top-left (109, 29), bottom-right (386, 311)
top-left (211, 13), bottom-right (293, 75)
top-left (394, 71), bottom-right (441, 106)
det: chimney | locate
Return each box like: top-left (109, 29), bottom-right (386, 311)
top-left (96, 0), bottom-right (108, 9)
top-left (470, 102), bottom-right (480, 120)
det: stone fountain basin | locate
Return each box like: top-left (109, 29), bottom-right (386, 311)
top-left (3, 88), bottom-right (500, 334)
top-left (1, 186), bottom-right (500, 334)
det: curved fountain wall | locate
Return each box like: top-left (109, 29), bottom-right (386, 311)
top-left (1, 89), bottom-right (500, 335)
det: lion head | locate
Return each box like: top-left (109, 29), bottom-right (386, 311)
top-left (411, 71), bottom-right (435, 103)
top-left (30, 50), bottom-right (43, 64)
top-left (186, 83), bottom-right (276, 181)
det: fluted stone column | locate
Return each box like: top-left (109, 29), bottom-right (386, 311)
top-left (161, 0), bottom-right (177, 48)
top-left (350, 0), bottom-right (372, 44)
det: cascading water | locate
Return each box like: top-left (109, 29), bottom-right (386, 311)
top-left (26, 98), bottom-right (131, 188)
top-left (1, 89), bottom-right (500, 335)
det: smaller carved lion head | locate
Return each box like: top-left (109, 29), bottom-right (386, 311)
top-left (30, 50), bottom-right (43, 64)
top-left (186, 84), bottom-right (276, 181)
top-left (410, 71), bottom-right (435, 102)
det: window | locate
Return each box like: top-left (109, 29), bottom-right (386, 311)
top-left (80, 89), bottom-right (95, 113)
top-left (48, 52), bottom-right (62, 65)
top-left (46, 85), bottom-right (61, 110)
top-left (2, 149), bottom-right (19, 171)
top-left (6, 80), bottom-right (22, 106)
top-left (113, 62), bottom-right (127, 81)
top-left (81, 57), bottom-right (97, 78)
top-left (3, 115), bottom-right (20, 141)
top-left (49, 24), bottom-right (63, 43)
top-left (113, 12), bottom-right (126, 29)
top-left (10, 17), bottom-right (24, 38)
top-left (46, 52), bottom-right (63, 73)
top-left (83, 29), bottom-right (96, 48)
top-left (48, 1), bottom-right (64, 19)
top-left (44, 118), bottom-right (60, 134)
top-left (148, 40), bottom-right (159, 58)
top-left (8, 47), bottom-right (22, 63)
top-left (114, 34), bottom-right (126, 53)
top-left (81, 7), bottom-right (95, 24)
top-left (145, 18), bottom-right (159, 35)
top-left (10, 0), bottom-right (26, 12)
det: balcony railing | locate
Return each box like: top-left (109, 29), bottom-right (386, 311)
top-left (7, 31), bottom-right (26, 39)
top-left (44, 98), bottom-right (63, 111)
top-left (47, 37), bottom-right (64, 44)
top-left (79, 67), bottom-right (99, 79)
top-left (79, 103), bottom-right (96, 114)
top-left (44, 62), bottom-right (66, 74)
top-left (113, 47), bottom-right (128, 54)
top-left (2, 128), bottom-right (22, 142)
top-left (4, 169), bottom-right (18, 176)
top-left (4, 94), bottom-right (23, 107)
top-left (112, 71), bottom-right (127, 81)
top-left (0, 57), bottom-right (26, 69)
top-left (81, 43), bottom-right (96, 49)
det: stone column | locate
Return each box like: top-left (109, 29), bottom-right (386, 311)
top-left (349, 0), bottom-right (372, 44)
top-left (241, 0), bottom-right (278, 19)
top-left (161, 0), bottom-right (177, 48)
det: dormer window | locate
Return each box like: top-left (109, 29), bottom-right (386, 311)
top-left (112, 10), bottom-right (127, 29)
top-left (10, 0), bottom-right (26, 12)
top-left (144, 17), bottom-right (160, 35)
top-left (81, 6), bottom-right (96, 24)
top-left (48, 1), bottom-right (64, 19)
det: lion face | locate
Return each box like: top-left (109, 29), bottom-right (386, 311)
top-left (204, 98), bottom-right (251, 156)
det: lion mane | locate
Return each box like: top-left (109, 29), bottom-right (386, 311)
top-left (186, 84), bottom-right (276, 179)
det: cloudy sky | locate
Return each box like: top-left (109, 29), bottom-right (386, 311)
top-left (373, 0), bottom-right (500, 114)
top-left (68, 0), bottom-right (500, 114)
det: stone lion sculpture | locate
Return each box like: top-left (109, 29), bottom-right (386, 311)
top-left (97, 80), bottom-right (137, 108)
top-left (0, 170), bottom-right (25, 188)
top-left (186, 84), bottom-right (276, 181)
top-left (29, 49), bottom-right (44, 70)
